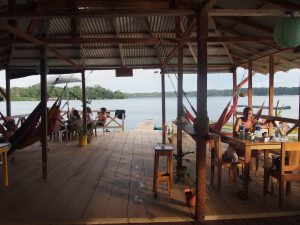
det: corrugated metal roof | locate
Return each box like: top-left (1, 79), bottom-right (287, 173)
top-left (1, 0), bottom-right (300, 78)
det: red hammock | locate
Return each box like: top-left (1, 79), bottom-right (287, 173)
top-left (8, 99), bottom-right (61, 154)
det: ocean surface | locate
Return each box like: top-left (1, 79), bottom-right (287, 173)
top-left (0, 95), bottom-right (299, 130)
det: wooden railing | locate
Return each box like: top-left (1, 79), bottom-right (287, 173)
top-left (91, 109), bottom-right (125, 133)
top-left (234, 112), bottom-right (299, 140)
top-left (0, 114), bottom-right (29, 128)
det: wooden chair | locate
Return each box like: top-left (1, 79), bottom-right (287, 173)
top-left (263, 142), bottom-right (300, 208)
top-left (210, 133), bottom-right (243, 190)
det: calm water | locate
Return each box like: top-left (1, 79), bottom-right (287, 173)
top-left (0, 95), bottom-right (299, 130)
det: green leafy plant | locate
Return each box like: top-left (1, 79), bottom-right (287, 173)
top-left (275, 100), bottom-right (284, 117)
top-left (77, 126), bottom-right (87, 136)
top-left (173, 151), bottom-right (195, 181)
top-left (167, 124), bottom-right (175, 138)
top-left (183, 161), bottom-right (196, 193)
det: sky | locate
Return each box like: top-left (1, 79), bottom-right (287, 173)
top-left (0, 68), bottom-right (299, 93)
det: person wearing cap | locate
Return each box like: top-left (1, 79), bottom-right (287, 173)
top-left (97, 107), bottom-right (108, 126)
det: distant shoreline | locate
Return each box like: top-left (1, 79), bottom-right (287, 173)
top-left (127, 87), bottom-right (299, 98)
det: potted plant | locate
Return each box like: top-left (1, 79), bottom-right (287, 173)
top-left (183, 163), bottom-right (196, 207)
top-left (86, 126), bottom-right (93, 144)
top-left (77, 126), bottom-right (88, 146)
top-left (173, 151), bottom-right (195, 181)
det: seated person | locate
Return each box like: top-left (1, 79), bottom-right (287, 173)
top-left (227, 107), bottom-right (269, 163)
top-left (234, 106), bottom-right (268, 137)
top-left (68, 109), bottom-right (82, 131)
top-left (97, 107), bottom-right (109, 126)
top-left (3, 117), bottom-right (17, 140)
top-left (86, 107), bottom-right (95, 129)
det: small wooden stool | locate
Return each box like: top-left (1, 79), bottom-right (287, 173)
top-left (153, 143), bottom-right (174, 198)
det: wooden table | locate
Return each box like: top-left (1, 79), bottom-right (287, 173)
top-left (0, 143), bottom-right (10, 187)
top-left (228, 137), bottom-right (281, 197)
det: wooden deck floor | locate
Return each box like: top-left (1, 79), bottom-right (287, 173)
top-left (0, 130), bottom-right (299, 224)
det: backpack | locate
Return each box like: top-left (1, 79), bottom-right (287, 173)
top-left (115, 110), bottom-right (126, 120)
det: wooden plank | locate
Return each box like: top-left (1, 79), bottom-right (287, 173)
top-left (40, 134), bottom-right (115, 220)
top-left (0, 141), bottom-right (88, 221)
top-left (83, 132), bottom-right (129, 218)
top-left (105, 131), bottom-right (133, 217)
top-left (127, 130), bottom-right (148, 218)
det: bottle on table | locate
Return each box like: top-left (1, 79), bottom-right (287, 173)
top-left (254, 123), bottom-right (261, 137)
top-left (239, 124), bottom-right (246, 139)
top-left (274, 126), bottom-right (280, 140)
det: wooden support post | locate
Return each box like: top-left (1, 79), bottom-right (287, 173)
top-left (232, 66), bottom-right (237, 133)
top-left (248, 61), bottom-right (253, 108)
top-left (5, 71), bottom-right (11, 117)
top-left (195, 9), bottom-right (208, 222)
top-left (177, 19), bottom-right (183, 159)
top-left (40, 46), bottom-right (48, 179)
top-left (269, 56), bottom-right (274, 135)
top-left (81, 70), bottom-right (87, 134)
top-left (161, 68), bottom-right (166, 144)
top-left (298, 78), bottom-right (300, 141)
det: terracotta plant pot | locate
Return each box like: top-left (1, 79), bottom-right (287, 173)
top-left (168, 137), bottom-right (174, 144)
top-left (184, 189), bottom-right (196, 207)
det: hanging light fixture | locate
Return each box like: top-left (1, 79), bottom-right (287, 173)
top-left (273, 15), bottom-right (300, 48)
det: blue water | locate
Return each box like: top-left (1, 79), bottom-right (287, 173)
top-left (0, 95), bottom-right (299, 130)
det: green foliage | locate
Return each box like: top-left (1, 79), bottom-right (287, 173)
top-left (275, 100), bottom-right (284, 117)
top-left (126, 87), bottom-right (300, 98)
top-left (10, 85), bottom-right (128, 101)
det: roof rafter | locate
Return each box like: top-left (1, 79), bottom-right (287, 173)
top-left (223, 16), bottom-right (273, 34)
top-left (208, 17), bottom-right (235, 64)
top-left (262, 0), bottom-right (300, 9)
top-left (0, 9), bottom-right (195, 19)
top-left (209, 9), bottom-right (300, 17)
top-left (0, 21), bottom-right (82, 70)
top-left (144, 17), bottom-right (163, 65)
top-left (113, 18), bottom-right (125, 67)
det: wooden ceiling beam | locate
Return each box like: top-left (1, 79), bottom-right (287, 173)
top-left (222, 16), bottom-right (273, 33)
top-left (144, 17), bottom-right (163, 65)
top-left (0, 9), bottom-right (194, 19)
top-left (208, 17), bottom-right (235, 64)
top-left (201, 0), bottom-right (219, 11)
top-left (209, 9), bottom-right (300, 17)
top-left (113, 18), bottom-right (125, 67)
top-left (180, 20), bottom-right (198, 63)
top-left (0, 21), bottom-right (82, 70)
top-left (275, 56), bottom-right (300, 69)
top-left (226, 42), bottom-right (262, 57)
top-left (239, 48), bottom-right (292, 67)
top-left (0, 36), bottom-right (274, 45)
top-left (76, 0), bottom-right (171, 9)
top-left (262, 0), bottom-right (300, 10)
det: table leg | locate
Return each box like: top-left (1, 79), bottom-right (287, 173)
top-left (153, 152), bottom-right (159, 198)
top-left (2, 150), bottom-right (8, 187)
top-left (243, 146), bottom-right (251, 196)
top-left (263, 150), bottom-right (270, 195)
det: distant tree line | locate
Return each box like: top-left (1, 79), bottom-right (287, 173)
top-left (127, 87), bottom-right (300, 98)
top-left (7, 86), bottom-right (300, 101)
top-left (10, 85), bottom-right (128, 101)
